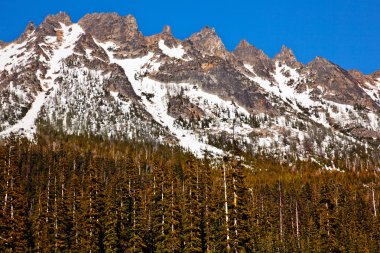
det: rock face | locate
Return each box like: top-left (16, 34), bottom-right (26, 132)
top-left (145, 25), bottom-right (181, 50)
top-left (371, 69), bottom-right (380, 80)
top-left (0, 12), bottom-right (380, 162)
top-left (186, 26), bottom-right (229, 59)
top-left (78, 13), bottom-right (145, 56)
top-left (274, 45), bottom-right (303, 69)
top-left (233, 39), bottom-right (274, 80)
top-left (37, 12), bottom-right (72, 37)
top-left (302, 57), bottom-right (377, 109)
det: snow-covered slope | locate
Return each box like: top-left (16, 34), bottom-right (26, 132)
top-left (0, 12), bottom-right (379, 165)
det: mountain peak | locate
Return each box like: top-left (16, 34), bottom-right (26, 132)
top-left (162, 25), bottom-right (172, 35)
top-left (236, 39), bottom-right (251, 48)
top-left (188, 26), bottom-right (228, 59)
top-left (370, 69), bottom-right (380, 79)
top-left (38, 12), bottom-right (72, 36)
top-left (25, 21), bottom-right (36, 32)
top-left (78, 13), bottom-right (143, 45)
top-left (199, 26), bottom-right (216, 34)
top-left (42, 12), bottom-right (72, 26)
top-left (308, 56), bottom-right (335, 67)
top-left (125, 14), bottom-right (138, 30)
top-left (14, 21), bottom-right (37, 43)
top-left (233, 39), bottom-right (274, 78)
top-left (274, 45), bottom-right (302, 68)
top-left (275, 45), bottom-right (296, 60)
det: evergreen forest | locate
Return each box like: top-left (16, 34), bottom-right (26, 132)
top-left (0, 131), bottom-right (379, 252)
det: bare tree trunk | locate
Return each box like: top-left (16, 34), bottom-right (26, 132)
top-left (296, 201), bottom-right (301, 250)
top-left (372, 186), bottom-right (377, 217)
top-left (278, 181), bottom-right (283, 243)
top-left (223, 164), bottom-right (230, 252)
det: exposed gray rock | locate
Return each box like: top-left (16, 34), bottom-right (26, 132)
top-left (301, 56), bottom-right (378, 109)
top-left (78, 13), bottom-right (146, 57)
top-left (186, 26), bottom-right (229, 60)
top-left (274, 45), bottom-right (303, 69)
top-left (37, 12), bottom-right (72, 37)
top-left (233, 39), bottom-right (274, 80)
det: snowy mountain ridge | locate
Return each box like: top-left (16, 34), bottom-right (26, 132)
top-left (0, 12), bottom-right (379, 166)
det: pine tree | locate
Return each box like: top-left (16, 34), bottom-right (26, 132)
top-left (182, 158), bottom-right (202, 253)
top-left (81, 158), bottom-right (106, 252)
top-left (126, 155), bottom-right (146, 252)
top-left (0, 143), bottom-right (29, 252)
top-left (103, 182), bottom-right (120, 253)
top-left (229, 159), bottom-right (253, 252)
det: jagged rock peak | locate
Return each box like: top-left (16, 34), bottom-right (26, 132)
top-left (37, 12), bottom-right (72, 37)
top-left (14, 21), bottom-right (37, 43)
top-left (188, 26), bottom-right (228, 59)
top-left (24, 21), bottom-right (36, 34)
top-left (236, 39), bottom-right (250, 48)
top-left (274, 45), bottom-right (302, 68)
top-left (125, 14), bottom-right (138, 30)
top-left (234, 39), bottom-right (269, 58)
top-left (162, 25), bottom-right (172, 35)
top-left (79, 13), bottom-right (138, 30)
top-left (308, 56), bottom-right (336, 67)
top-left (78, 13), bottom-right (143, 44)
top-left (41, 12), bottom-right (72, 27)
top-left (233, 39), bottom-right (274, 79)
top-left (370, 69), bottom-right (380, 79)
top-left (275, 45), bottom-right (296, 60)
top-left (0, 40), bottom-right (5, 48)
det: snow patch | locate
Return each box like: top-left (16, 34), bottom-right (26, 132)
top-left (158, 40), bottom-right (184, 59)
top-left (0, 23), bottom-right (83, 139)
top-left (97, 41), bottom-right (223, 157)
top-left (0, 92), bottom-right (46, 139)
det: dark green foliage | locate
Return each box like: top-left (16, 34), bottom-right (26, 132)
top-left (0, 134), bottom-right (379, 252)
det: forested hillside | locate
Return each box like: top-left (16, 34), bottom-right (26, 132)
top-left (0, 131), bottom-right (379, 252)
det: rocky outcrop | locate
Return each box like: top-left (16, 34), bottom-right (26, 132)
top-left (233, 39), bottom-right (274, 80)
top-left (73, 33), bottom-right (110, 62)
top-left (274, 45), bottom-right (303, 69)
top-left (186, 26), bottom-right (229, 60)
top-left (302, 57), bottom-right (377, 109)
top-left (145, 25), bottom-right (181, 50)
top-left (37, 12), bottom-right (72, 37)
top-left (78, 13), bottom-right (145, 57)
top-left (371, 69), bottom-right (380, 80)
top-left (152, 56), bottom-right (271, 114)
top-left (349, 69), bottom-right (378, 87)
top-left (14, 21), bottom-right (36, 44)
top-left (168, 94), bottom-right (205, 120)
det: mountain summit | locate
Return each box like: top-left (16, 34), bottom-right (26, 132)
top-left (0, 12), bottom-right (379, 165)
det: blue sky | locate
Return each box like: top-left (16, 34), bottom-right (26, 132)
top-left (0, 0), bottom-right (379, 74)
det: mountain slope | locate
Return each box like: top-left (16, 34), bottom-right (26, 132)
top-left (0, 12), bottom-right (379, 166)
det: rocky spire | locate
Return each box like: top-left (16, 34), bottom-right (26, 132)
top-left (78, 13), bottom-right (143, 45)
top-left (302, 56), bottom-right (377, 109)
top-left (38, 12), bottom-right (72, 36)
top-left (370, 69), bottom-right (380, 79)
top-left (274, 45), bottom-right (302, 68)
top-left (162, 25), bottom-right (172, 35)
top-left (348, 69), bottom-right (377, 87)
top-left (17, 21), bottom-right (36, 41)
top-left (233, 39), bottom-right (274, 78)
top-left (187, 26), bottom-right (228, 59)
top-left (307, 56), bottom-right (337, 69)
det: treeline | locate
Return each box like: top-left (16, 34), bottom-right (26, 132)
top-left (0, 135), bottom-right (380, 252)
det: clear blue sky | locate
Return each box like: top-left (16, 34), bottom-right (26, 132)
top-left (0, 0), bottom-right (379, 74)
